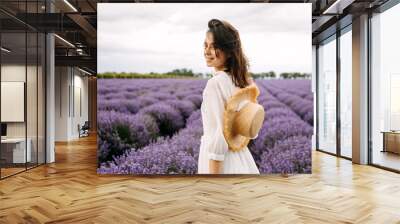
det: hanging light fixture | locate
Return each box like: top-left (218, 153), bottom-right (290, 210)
top-left (63, 0), bottom-right (78, 12)
top-left (1, 47), bottom-right (11, 53)
top-left (54, 34), bottom-right (75, 48)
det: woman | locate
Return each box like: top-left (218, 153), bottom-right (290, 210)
top-left (198, 19), bottom-right (260, 174)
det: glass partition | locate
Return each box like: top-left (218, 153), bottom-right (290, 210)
top-left (317, 35), bottom-right (337, 154)
top-left (371, 3), bottom-right (400, 171)
top-left (1, 31), bottom-right (28, 177)
top-left (0, 2), bottom-right (46, 179)
top-left (339, 26), bottom-right (352, 158)
top-left (26, 0), bottom-right (42, 169)
top-left (27, 30), bottom-right (38, 169)
top-left (38, 32), bottom-right (45, 165)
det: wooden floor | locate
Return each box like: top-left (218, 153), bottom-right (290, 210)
top-left (1, 167), bottom-right (26, 178)
top-left (1, 163), bottom-right (45, 178)
top-left (1, 135), bottom-right (400, 224)
top-left (373, 150), bottom-right (400, 171)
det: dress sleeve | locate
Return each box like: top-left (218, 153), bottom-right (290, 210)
top-left (203, 78), bottom-right (229, 161)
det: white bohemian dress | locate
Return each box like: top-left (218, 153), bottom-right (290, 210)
top-left (197, 70), bottom-right (260, 174)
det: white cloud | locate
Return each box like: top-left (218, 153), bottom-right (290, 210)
top-left (98, 3), bottom-right (311, 74)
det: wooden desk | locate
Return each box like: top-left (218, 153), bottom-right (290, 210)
top-left (1, 138), bottom-right (31, 163)
top-left (381, 131), bottom-right (400, 154)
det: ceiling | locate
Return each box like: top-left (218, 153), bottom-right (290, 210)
top-left (0, 0), bottom-right (97, 73)
top-left (0, 0), bottom-right (393, 74)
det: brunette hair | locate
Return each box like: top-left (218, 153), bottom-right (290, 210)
top-left (207, 19), bottom-right (251, 88)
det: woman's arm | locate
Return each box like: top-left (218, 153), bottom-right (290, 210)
top-left (209, 159), bottom-right (223, 174)
top-left (202, 78), bottom-right (229, 174)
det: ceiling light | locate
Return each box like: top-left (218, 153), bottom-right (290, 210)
top-left (76, 48), bottom-right (84, 55)
top-left (1, 47), bottom-right (11, 53)
top-left (54, 34), bottom-right (75, 48)
top-left (63, 0), bottom-right (78, 12)
top-left (78, 67), bottom-right (92, 76)
top-left (322, 0), bottom-right (355, 15)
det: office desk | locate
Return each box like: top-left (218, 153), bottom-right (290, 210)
top-left (381, 131), bottom-right (400, 154)
top-left (1, 138), bottom-right (31, 163)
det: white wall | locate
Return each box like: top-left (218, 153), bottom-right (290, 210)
top-left (1, 63), bottom-right (46, 164)
top-left (70, 72), bottom-right (89, 138)
top-left (55, 66), bottom-right (70, 141)
top-left (1, 65), bottom-right (38, 138)
top-left (54, 67), bottom-right (89, 141)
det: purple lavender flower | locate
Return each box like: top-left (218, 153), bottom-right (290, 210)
top-left (258, 135), bottom-right (311, 174)
top-left (97, 78), bottom-right (313, 174)
top-left (139, 103), bottom-right (185, 137)
top-left (163, 99), bottom-right (196, 120)
top-left (97, 110), bottom-right (159, 163)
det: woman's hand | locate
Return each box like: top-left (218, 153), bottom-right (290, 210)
top-left (209, 159), bottom-right (223, 174)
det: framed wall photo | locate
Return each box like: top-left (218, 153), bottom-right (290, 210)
top-left (97, 3), bottom-right (313, 175)
top-left (1, 81), bottom-right (25, 122)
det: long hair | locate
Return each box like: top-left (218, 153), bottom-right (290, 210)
top-left (207, 19), bottom-right (251, 88)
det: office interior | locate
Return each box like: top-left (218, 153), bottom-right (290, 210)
top-left (0, 0), bottom-right (399, 222)
top-left (0, 0), bottom-right (97, 179)
top-left (0, 0), bottom-right (399, 176)
top-left (312, 0), bottom-right (400, 172)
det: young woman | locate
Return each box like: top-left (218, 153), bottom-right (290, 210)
top-left (198, 19), bottom-right (260, 174)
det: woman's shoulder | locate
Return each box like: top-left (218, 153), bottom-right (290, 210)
top-left (204, 74), bottom-right (231, 98)
top-left (209, 71), bottom-right (231, 85)
top-left (205, 73), bottom-right (238, 101)
top-left (207, 71), bottom-right (226, 85)
top-left (205, 77), bottom-right (221, 92)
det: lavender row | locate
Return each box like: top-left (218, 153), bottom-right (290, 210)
top-left (98, 110), bottom-right (203, 174)
top-left (98, 100), bottom-right (200, 163)
top-left (250, 83), bottom-right (313, 173)
top-left (259, 81), bottom-right (314, 126)
top-left (98, 79), bottom-right (206, 113)
top-left (98, 79), bottom-right (313, 174)
top-left (265, 79), bottom-right (313, 101)
top-left (98, 79), bottom-right (205, 163)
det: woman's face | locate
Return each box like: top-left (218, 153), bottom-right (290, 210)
top-left (204, 32), bottom-right (227, 70)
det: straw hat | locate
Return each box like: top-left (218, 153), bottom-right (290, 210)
top-left (223, 83), bottom-right (265, 152)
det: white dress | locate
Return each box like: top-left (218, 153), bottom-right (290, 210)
top-left (197, 70), bottom-right (260, 174)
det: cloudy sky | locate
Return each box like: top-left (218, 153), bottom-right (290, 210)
top-left (98, 3), bottom-right (311, 74)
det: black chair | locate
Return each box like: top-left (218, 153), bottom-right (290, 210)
top-left (78, 121), bottom-right (90, 138)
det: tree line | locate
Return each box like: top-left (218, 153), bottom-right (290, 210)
top-left (98, 69), bottom-right (311, 79)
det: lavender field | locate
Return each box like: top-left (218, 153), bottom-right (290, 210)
top-left (97, 78), bottom-right (313, 174)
